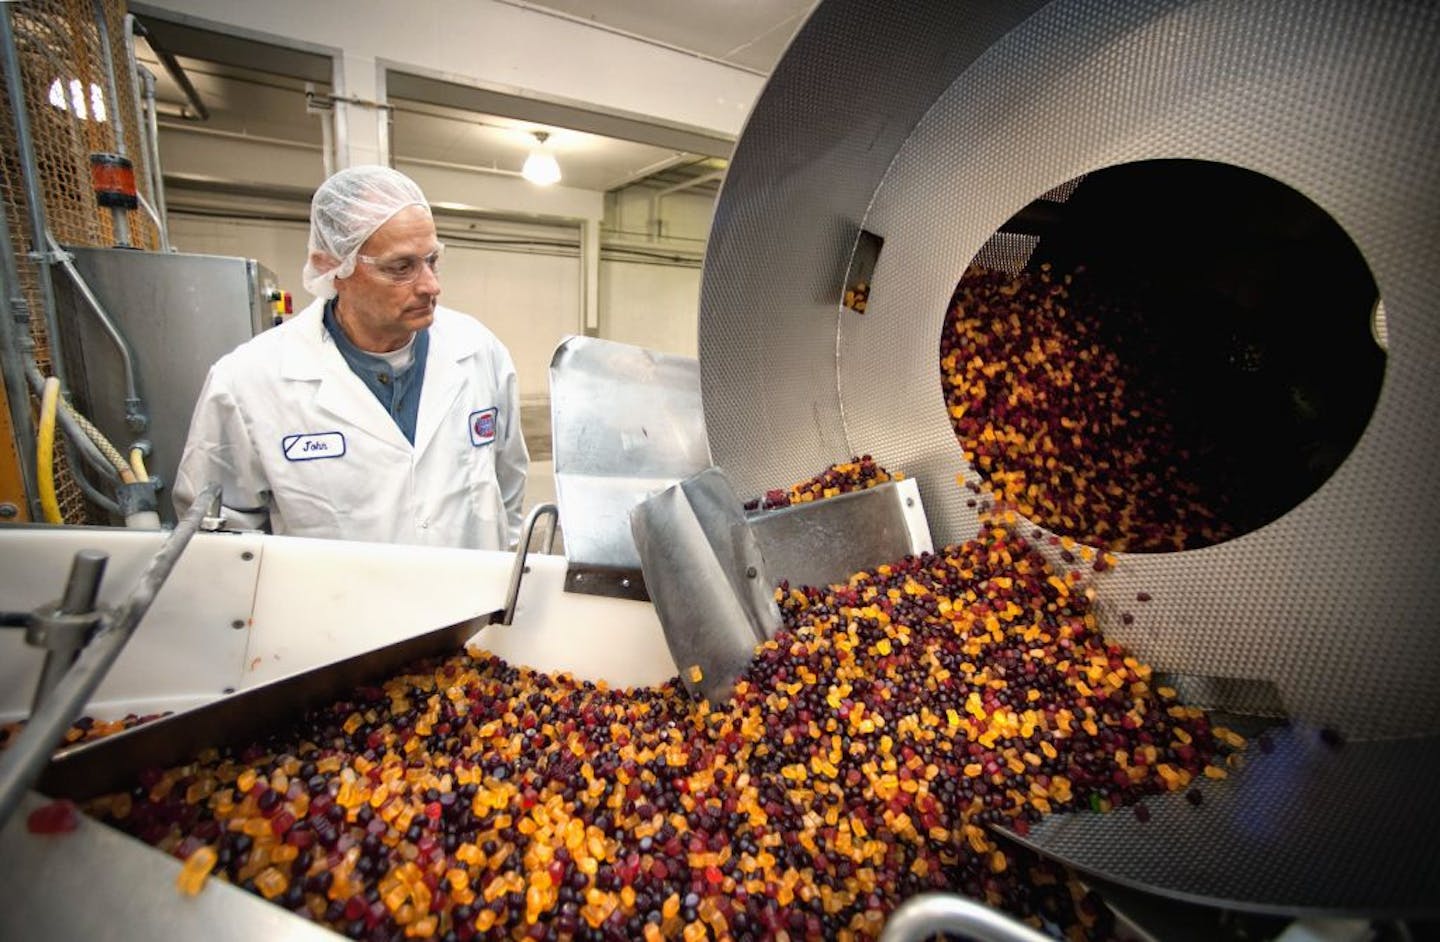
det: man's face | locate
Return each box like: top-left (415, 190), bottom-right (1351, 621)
top-left (333, 205), bottom-right (441, 352)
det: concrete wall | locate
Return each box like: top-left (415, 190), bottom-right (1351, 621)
top-left (144, 0), bottom-right (732, 402)
top-left (165, 192), bottom-right (708, 401)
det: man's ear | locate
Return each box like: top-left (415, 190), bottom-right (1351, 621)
top-left (310, 251), bottom-right (339, 281)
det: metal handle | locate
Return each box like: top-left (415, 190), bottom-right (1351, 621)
top-left (500, 503), bottom-right (558, 626)
top-left (878, 893), bottom-right (1056, 942)
top-left (0, 482), bottom-right (220, 827)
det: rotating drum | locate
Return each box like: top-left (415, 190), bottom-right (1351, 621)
top-left (699, 0), bottom-right (1440, 915)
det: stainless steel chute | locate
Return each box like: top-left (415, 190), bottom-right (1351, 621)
top-left (700, 0), bottom-right (1440, 916)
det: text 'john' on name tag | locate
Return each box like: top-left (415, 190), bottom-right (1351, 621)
top-left (282, 431), bottom-right (346, 462)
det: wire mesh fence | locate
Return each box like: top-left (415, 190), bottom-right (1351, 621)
top-left (2, 0), bottom-right (159, 522)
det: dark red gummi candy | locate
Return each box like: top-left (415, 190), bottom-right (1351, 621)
top-left (27, 799), bottom-right (79, 834)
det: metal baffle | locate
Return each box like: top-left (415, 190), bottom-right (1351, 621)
top-left (500, 502), bottom-right (558, 626)
top-left (549, 336), bottom-right (710, 599)
top-left (878, 894), bottom-right (1056, 942)
top-left (631, 467), bottom-right (781, 704)
top-left (0, 481), bottom-right (219, 826)
top-left (748, 478), bottom-right (933, 590)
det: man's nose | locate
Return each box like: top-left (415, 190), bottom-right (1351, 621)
top-left (415, 261), bottom-right (441, 296)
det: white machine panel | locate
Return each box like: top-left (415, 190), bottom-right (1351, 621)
top-left (243, 536), bottom-right (512, 686)
top-left (470, 553), bottom-right (678, 688)
top-left (0, 528), bottom-right (261, 720)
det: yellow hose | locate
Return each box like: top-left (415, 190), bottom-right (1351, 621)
top-left (37, 376), bottom-right (62, 524)
top-left (128, 447), bottom-right (149, 483)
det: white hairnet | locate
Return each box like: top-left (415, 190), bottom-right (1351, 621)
top-left (302, 166), bottom-right (430, 299)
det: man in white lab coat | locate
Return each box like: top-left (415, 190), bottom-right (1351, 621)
top-left (173, 166), bottom-right (528, 549)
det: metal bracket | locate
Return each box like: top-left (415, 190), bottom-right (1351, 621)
top-left (0, 550), bottom-right (109, 713)
top-left (28, 247), bottom-right (72, 266)
top-left (199, 484), bottom-right (226, 532)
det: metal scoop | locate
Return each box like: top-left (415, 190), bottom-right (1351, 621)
top-left (630, 468), bottom-right (781, 703)
top-left (632, 467), bottom-right (933, 703)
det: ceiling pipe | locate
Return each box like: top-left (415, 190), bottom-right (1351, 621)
top-left (648, 169), bottom-right (724, 241)
top-left (130, 18), bottom-right (209, 121)
top-left (603, 153), bottom-right (694, 191)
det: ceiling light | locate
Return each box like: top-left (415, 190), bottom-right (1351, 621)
top-left (522, 131), bottom-right (561, 186)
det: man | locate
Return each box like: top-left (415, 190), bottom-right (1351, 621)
top-left (174, 166), bottom-right (528, 549)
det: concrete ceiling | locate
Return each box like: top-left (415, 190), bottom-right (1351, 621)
top-left (135, 2), bottom-right (813, 197)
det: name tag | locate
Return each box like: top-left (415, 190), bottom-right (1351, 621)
top-left (282, 431), bottom-right (346, 461)
top-left (469, 408), bottom-right (497, 447)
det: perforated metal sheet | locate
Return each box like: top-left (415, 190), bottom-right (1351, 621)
top-left (699, 0), bottom-right (1440, 741)
top-left (1001, 728), bottom-right (1440, 917)
top-left (699, 0), bottom-right (1440, 912)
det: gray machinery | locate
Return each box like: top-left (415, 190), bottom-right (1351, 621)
top-left (700, 0), bottom-right (1439, 920)
top-left (54, 247), bottom-right (282, 523)
top-left (2, 0), bottom-right (1438, 939)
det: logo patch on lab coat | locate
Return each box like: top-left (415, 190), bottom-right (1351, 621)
top-left (469, 408), bottom-right (497, 447)
top-left (282, 431), bottom-right (346, 461)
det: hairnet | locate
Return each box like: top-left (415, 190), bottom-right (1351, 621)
top-left (302, 166), bottom-right (431, 299)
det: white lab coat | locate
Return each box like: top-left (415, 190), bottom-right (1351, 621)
top-left (173, 298), bottom-right (528, 549)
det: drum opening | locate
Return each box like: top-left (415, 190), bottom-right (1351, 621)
top-left (940, 159), bottom-right (1384, 552)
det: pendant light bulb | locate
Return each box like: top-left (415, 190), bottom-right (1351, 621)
top-left (522, 131), bottom-right (561, 186)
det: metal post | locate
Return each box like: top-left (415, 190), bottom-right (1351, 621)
top-left (0, 482), bottom-right (220, 828)
top-left (0, 5), bottom-right (68, 389)
top-left (90, 0), bottom-right (130, 247)
top-left (0, 180), bottom-right (41, 519)
top-left (124, 15), bottom-right (169, 252)
top-left (138, 67), bottom-right (169, 251)
top-left (28, 550), bottom-right (108, 711)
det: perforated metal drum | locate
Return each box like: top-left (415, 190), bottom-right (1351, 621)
top-left (699, 0), bottom-right (1440, 915)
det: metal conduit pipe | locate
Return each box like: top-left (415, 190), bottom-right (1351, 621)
top-left (647, 169), bottom-right (723, 242)
top-left (0, 5), bottom-right (67, 390)
top-left (138, 66), bottom-right (170, 251)
top-left (89, 0), bottom-right (130, 247)
top-left (0, 482), bottom-right (220, 827)
top-left (124, 16), bottom-right (169, 251)
top-left (130, 18), bottom-right (207, 122)
top-left (0, 176), bottom-right (41, 518)
top-left (134, 190), bottom-right (165, 239)
top-left (44, 233), bottom-right (147, 434)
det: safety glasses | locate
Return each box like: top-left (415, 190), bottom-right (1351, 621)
top-left (356, 242), bottom-right (444, 285)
